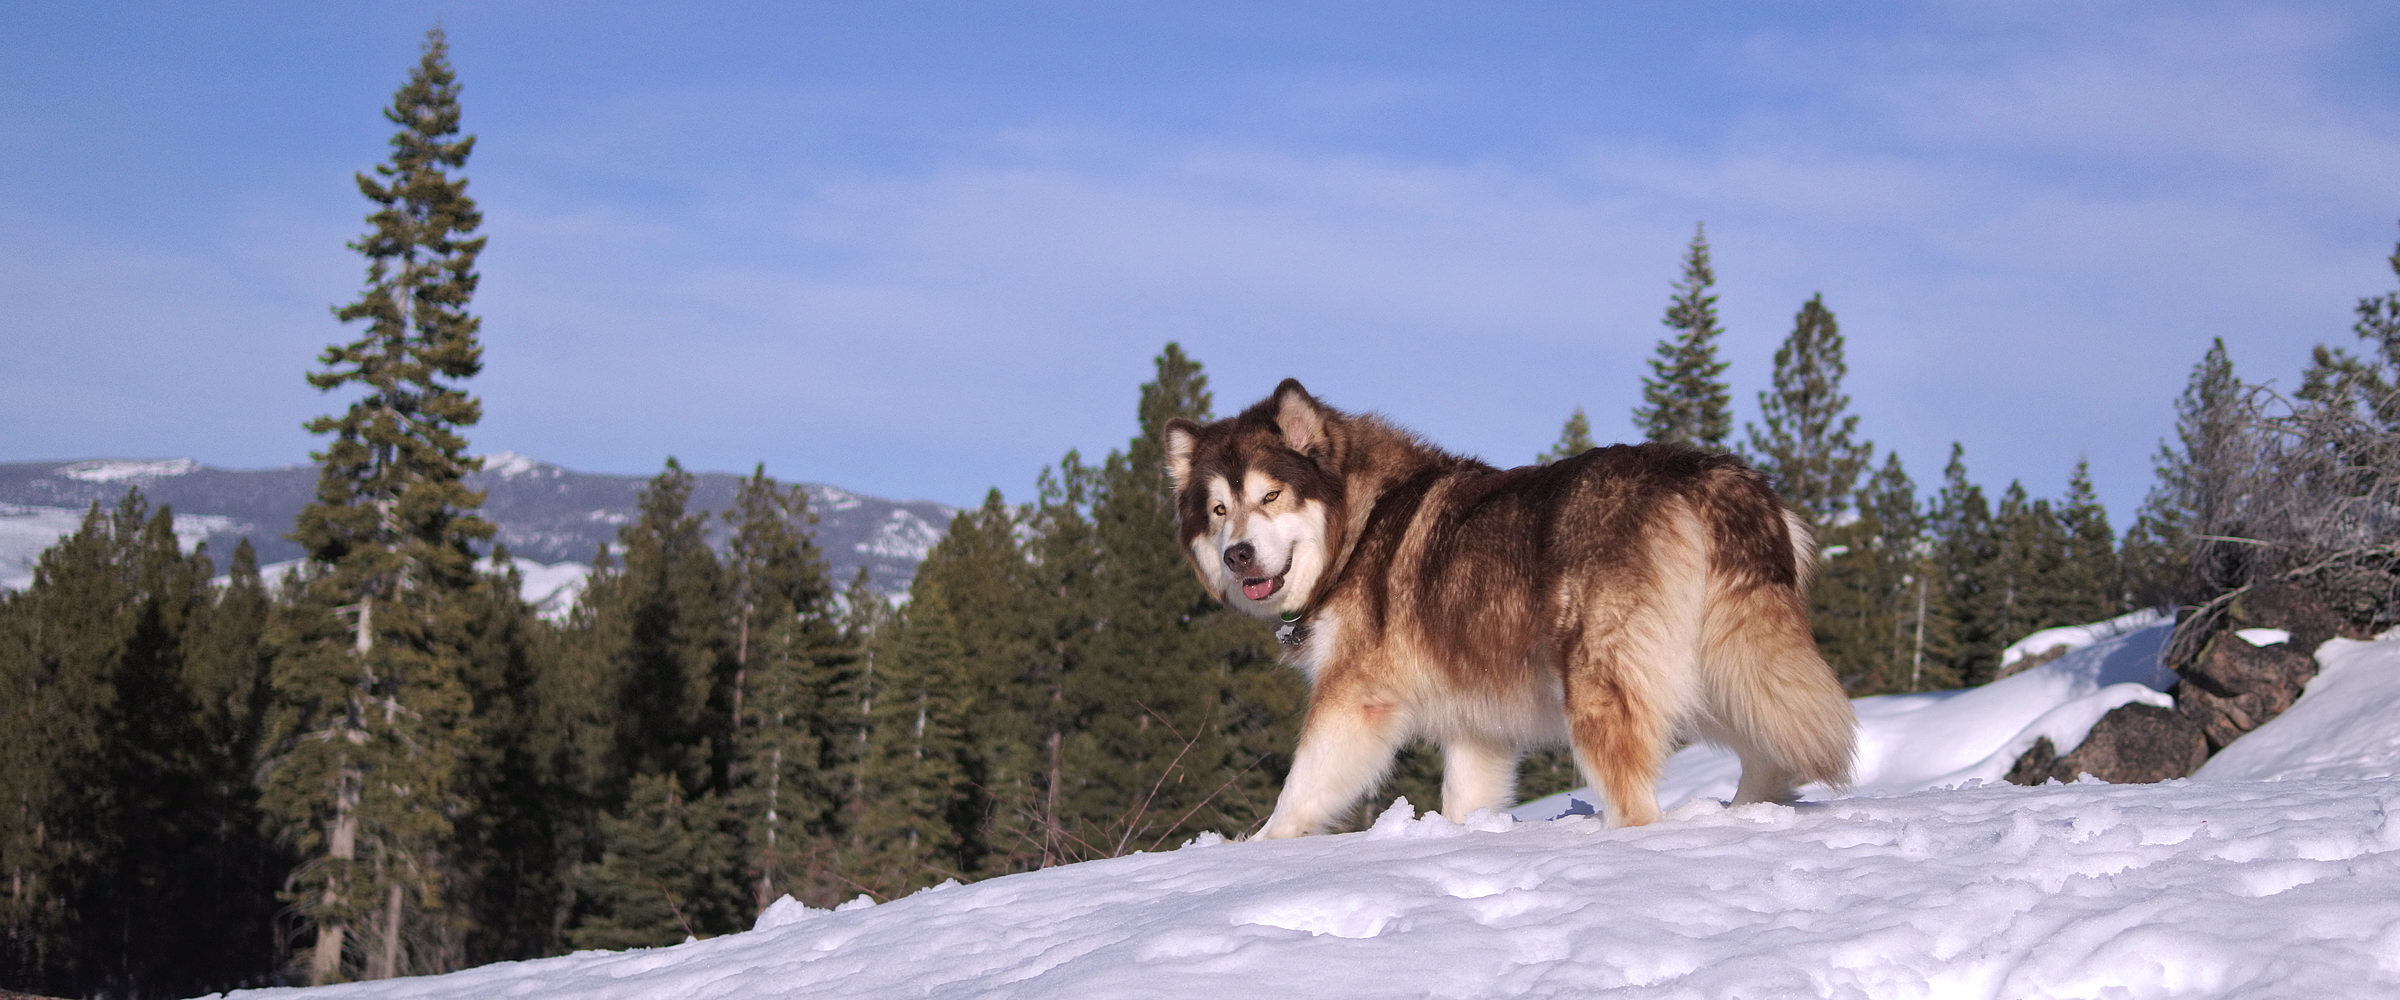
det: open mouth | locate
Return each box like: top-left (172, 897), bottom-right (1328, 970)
top-left (1240, 574), bottom-right (1285, 602)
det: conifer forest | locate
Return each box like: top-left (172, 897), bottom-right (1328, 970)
top-left (6, 27), bottom-right (2399, 1000)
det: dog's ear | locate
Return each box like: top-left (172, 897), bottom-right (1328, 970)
top-left (1162, 418), bottom-right (1202, 491)
top-left (1272, 378), bottom-right (1328, 455)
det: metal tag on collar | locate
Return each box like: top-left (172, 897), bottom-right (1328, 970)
top-left (1275, 610), bottom-right (1306, 647)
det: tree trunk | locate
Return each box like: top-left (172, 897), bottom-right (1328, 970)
top-left (370, 880), bottom-right (403, 979)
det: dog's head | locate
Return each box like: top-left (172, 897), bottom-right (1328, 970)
top-left (1162, 379), bottom-right (1347, 620)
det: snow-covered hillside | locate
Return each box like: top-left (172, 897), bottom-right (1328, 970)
top-left (0, 456), bottom-right (954, 601)
top-left (213, 620), bottom-right (2400, 1000)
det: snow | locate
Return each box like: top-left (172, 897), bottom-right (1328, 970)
top-left (1520, 613), bottom-right (2178, 819)
top-left (807, 484), bottom-right (866, 512)
top-left (855, 507), bottom-right (943, 561)
top-left (498, 557), bottom-right (590, 619)
top-left (1, 502), bottom-right (241, 591)
top-left (2000, 607), bottom-right (2171, 670)
top-left (55, 457), bottom-right (200, 482)
top-left (210, 622), bottom-right (2400, 1000)
top-left (226, 557), bottom-right (590, 618)
top-left (2236, 628), bottom-right (2291, 647)
top-left (2195, 630), bottom-right (2400, 784)
top-left (0, 503), bottom-right (90, 591)
top-left (477, 451), bottom-right (554, 480)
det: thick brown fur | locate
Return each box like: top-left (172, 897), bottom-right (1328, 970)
top-left (1163, 379), bottom-right (1856, 838)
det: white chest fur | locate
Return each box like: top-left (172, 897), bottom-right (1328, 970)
top-left (1281, 609), bottom-right (1340, 684)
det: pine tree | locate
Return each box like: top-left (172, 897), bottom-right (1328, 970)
top-left (1020, 453), bottom-right (1101, 867)
top-left (2125, 339), bottom-right (2254, 605)
top-left (1862, 453), bottom-right (1934, 693)
top-left (0, 504), bottom-right (123, 995)
top-left (445, 546), bottom-right (564, 966)
top-left (0, 494), bottom-right (282, 997)
top-left (722, 468), bottom-right (852, 911)
top-left (1067, 344), bottom-right (1290, 851)
top-left (1988, 481), bottom-right (2062, 650)
top-left (2301, 220), bottom-right (2400, 430)
top-left (849, 574), bottom-right (973, 898)
top-left (1928, 444), bottom-right (1998, 687)
top-left (562, 460), bottom-right (745, 941)
top-left (1813, 451), bottom-right (1924, 695)
top-left (1745, 293), bottom-right (1873, 525)
top-left (605, 459), bottom-right (733, 793)
top-left (568, 772), bottom-right (742, 949)
top-left (925, 491), bottom-right (1049, 875)
top-left (1537, 408), bottom-right (1596, 464)
top-left (261, 27), bottom-right (495, 983)
top-left (2054, 459), bottom-right (2122, 624)
top-left (1634, 223), bottom-right (1734, 448)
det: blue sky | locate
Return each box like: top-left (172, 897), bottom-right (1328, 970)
top-left (4, 3), bottom-right (2396, 521)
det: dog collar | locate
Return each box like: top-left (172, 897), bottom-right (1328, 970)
top-left (1275, 610), bottom-right (1309, 648)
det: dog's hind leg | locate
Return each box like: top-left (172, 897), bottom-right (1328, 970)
top-left (1438, 736), bottom-right (1518, 823)
top-left (1563, 526), bottom-right (1708, 829)
top-left (1561, 624), bottom-right (1687, 829)
top-left (1254, 675), bottom-right (1412, 839)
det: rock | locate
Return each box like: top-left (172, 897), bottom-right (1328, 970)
top-left (2174, 629), bottom-right (2317, 753)
top-left (2161, 581), bottom-right (2342, 755)
top-left (2005, 703), bottom-right (2211, 785)
top-left (2004, 737), bottom-right (2062, 786)
top-left (2230, 582), bottom-right (2346, 653)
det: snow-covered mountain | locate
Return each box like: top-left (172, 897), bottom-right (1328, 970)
top-left (205, 617), bottom-right (2400, 999)
top-left (0, 455), bottom-right (954, 602)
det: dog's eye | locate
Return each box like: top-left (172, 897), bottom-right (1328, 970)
top-left (1261, 490), bottom-right (1281, 504)
top-left (1212, 503), bottom-right (1226, 517)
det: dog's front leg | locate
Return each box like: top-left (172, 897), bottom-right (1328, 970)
top-left (1255, 682), bottom-right (1409, 839)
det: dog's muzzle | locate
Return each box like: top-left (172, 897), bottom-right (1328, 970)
top-left (1223, 541), bottom-right (1286, 601)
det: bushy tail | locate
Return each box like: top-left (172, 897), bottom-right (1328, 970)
top-left (1784, 508), bottom-right (1817, 592)
top-left (1702, 579), bottom-right (1857, 794)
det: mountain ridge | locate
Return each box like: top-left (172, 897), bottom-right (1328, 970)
top-left (0, 454), bottom-right (955, 600)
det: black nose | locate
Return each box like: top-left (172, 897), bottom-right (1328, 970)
top-left (1223, 541), bottom-right (1257, 574)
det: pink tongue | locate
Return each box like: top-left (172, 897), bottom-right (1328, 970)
top-left (1243, 577), bottom-right (1280, 601)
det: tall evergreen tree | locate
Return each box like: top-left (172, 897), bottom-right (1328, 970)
top-left (260, 26), bottom-right (495, 984)
top-left (607, 460), bottom-right (733, 793)
top-left (2125, 338), bottom-right (2254, 605)
top-left (1019, 453), bottom-right (1101, 868)
top-left (444, 547), bottom-right (563, 967)
top-left (1928, 444), bottom-right (1998, 687)
top-left (561, 460), bottom-right (744, 943)
top-left (1813, 451), bottom-right (1924, 695)
top-left (0, 495), bottom-right (281, 997)
top-left (919, 491), bottom-right (1050, 876)
top-left (1067, 344), bottom-right (1291, 852)
top-left (1745, 293), bottom-right (1873, 525)
top-left (723, 468), bottom-right (853, 911)
top-left (0, 505), bottom-right (123, 995)
top-left (2302, 221), bottom-right (2400, 430)
top-left (1988, 481), bottom-right (2062, 652)
top-left (568, 772), bottom-right (742, 950)
top-left (849, 573), bottom-right (974, 899)
top-left (1634, 223), bottom-right (1734, 448)
top-left (1537, 408), bottom-right (1596, 464)
top-left (2054, 459), bottom-right (2123, 624)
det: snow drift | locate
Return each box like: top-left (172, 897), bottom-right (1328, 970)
top-left (212, 619), bottom-right (2400, 1000)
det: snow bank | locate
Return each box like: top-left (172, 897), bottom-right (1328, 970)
top-left (1519, 614), bottom-right (2177, 820)
top-left (217, 776), bottom-right (2400, 1000)
top-left (1999, 607), bottom-right (2171, 671)
top-left (206, 629), bottom-right (2400, 1000)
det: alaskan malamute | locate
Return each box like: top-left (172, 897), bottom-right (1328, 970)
top-left (1165, 380), bottom-right (1855, 837)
